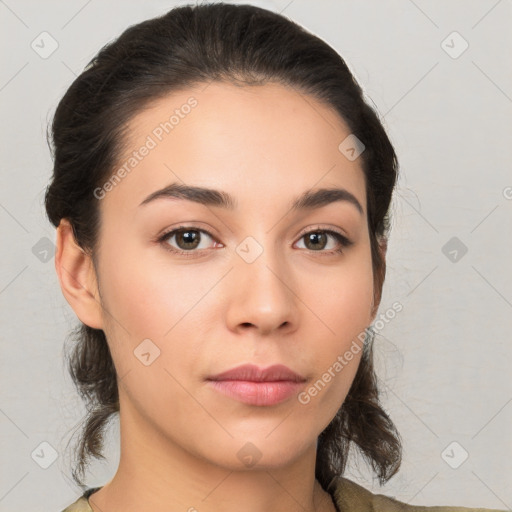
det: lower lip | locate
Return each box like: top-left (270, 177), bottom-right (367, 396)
top-left (207, 379), bottom-right (304, 406)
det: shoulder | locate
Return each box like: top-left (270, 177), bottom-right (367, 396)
top-left (60, 496), bottom-right (92, 512)
top-left (330, 476), bottom-right (506, 512)
top-left (60, 487), bottom-right (99, 512)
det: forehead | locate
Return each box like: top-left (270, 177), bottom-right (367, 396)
top-left (101, 81), bottom-right (367, 219)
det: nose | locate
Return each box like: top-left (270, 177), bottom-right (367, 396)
top-left (225, 243), bottom-right (300, 336)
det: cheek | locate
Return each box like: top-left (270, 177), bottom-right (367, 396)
top-left (298, 249), bottom-right (374, 410)
top-left (88, 238), bottom-right (376, 468)
top-left (96, 248), bottom-right (211, 426)
top-left (96, 238), bottom-right (223, 384)
top-left (99, 228), bottom-right (375, 363)
top-left (309, 249), bottom-right (375, 340)
top-left (97, 234), bottom-right (213, 334)
top-left (322, 270), bottom-right (373, 325)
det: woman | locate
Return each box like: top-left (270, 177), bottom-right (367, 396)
top-left (45, 3), bottom-right (504, 511)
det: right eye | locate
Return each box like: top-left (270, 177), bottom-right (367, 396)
top-left (157, 226), bottom-right (222, 256)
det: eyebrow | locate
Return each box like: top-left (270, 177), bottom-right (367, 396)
top-left (139, 182), bottom-right (363, 215)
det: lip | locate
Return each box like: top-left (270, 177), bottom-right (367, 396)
top-left (206, 364), bottom-right (306, 406)
top-left (208, 363), bottom-right (306, 383)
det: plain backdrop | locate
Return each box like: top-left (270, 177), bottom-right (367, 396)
top-left (1, 1), bottom-right (511, 510)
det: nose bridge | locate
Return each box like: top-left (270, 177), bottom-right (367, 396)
top-left (226, 231), bottom-right (298, 333)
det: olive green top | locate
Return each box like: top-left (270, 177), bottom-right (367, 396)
top-left (61, 476), bottom-right (506, 511)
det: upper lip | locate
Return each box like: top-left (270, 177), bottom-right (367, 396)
top-left (207, 364), bottom-right (306, 382)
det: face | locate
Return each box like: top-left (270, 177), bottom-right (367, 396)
top-left (91, 81), bottom-right (377, 470)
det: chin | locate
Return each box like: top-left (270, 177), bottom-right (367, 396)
top-left (207, 434), bottom-right (315, 471)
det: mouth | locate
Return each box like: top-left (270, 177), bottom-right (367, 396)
top-left (206, 364), bottom-right (307, 406)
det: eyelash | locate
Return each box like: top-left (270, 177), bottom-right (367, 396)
top-left (156, 224), bottom-right (353, 258)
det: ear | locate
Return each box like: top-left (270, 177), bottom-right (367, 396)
top-left (54, 218), bottom-right (104, 329)
top-left (370, 236), bottom-right (388, 322)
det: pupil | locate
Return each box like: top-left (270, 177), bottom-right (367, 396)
top-left (307, 232), bottom-right (325, 250)
top-left (179, 230), bottom-right (199, 249)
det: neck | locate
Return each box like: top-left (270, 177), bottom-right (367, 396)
top-left (88, 398), bottom-right (336, 512)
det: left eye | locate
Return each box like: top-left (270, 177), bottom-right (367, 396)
top-left (295, 230), bottom-right (350, 252)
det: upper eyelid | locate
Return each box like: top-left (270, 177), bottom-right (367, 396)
top-left (296, 225), bottom-right (349, 240)
top-left (160, 226), bottom-right (217, 241)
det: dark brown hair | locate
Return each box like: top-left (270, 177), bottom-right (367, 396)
top-left (44, 2), bottom-right (401, 492)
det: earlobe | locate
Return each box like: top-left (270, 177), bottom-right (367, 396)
top-left (54, 219), bottom-right (104, 329)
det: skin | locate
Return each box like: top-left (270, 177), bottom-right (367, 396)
top-left (55, 81), bottom-right (385, 512)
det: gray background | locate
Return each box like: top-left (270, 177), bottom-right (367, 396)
top-left (1, 0), bottom-right (511, 510)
